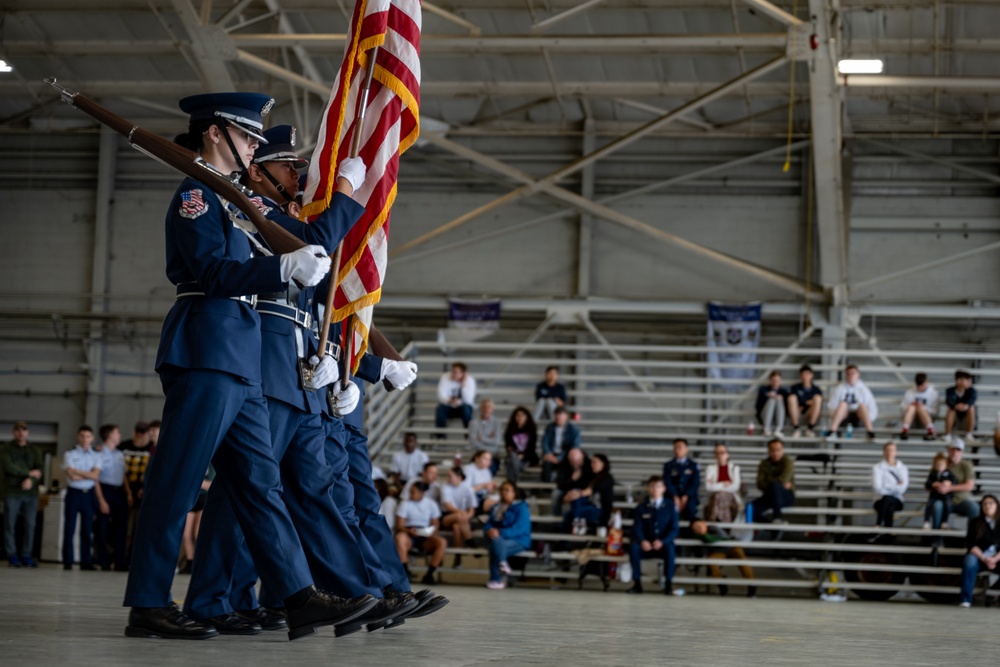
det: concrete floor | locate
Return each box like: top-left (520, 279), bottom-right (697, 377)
top-left (0, 566), bottom-right (994, 666)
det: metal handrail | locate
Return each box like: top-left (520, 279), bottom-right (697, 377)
top-left (364, 341), bottom-right (417, 461)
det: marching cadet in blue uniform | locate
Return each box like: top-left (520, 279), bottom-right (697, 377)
top-left (318, 322), bottom-right (450, 621)
top-left (123, 94), bottom-right (377, 641)
top-left (627, 475), bottom-right (680, 595)
top-left (184, 126), bottom-right (416, 636)
top-left (663, 437), bottom-right (701, 522)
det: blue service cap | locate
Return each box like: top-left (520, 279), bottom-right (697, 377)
top-left (253, 125), bottom-right (309, 168)
top-left (178, 92), bottom-right (275, 144)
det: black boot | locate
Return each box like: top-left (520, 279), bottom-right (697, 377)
top-left (747, 586), bottom-right (758, 598)
top-left (236, 606), bottom-right (287, 631)
top-left (335, 592), bottom-right (419, 637)
top-left (626, 583), bottom-right (643, 595)
top-left (125, 603), bottom-right (219, 640)
top-left (283, 587), bottom-right (378, 641)
top-left (718, 584), bottom-right (729, 597)
top-left (203, 613), bottom-right (262, 636)
top-left (421, 565), bottom-right (437, 586)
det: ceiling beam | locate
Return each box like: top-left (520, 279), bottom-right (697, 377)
top-left (168, 0), bottom-right (236, 91)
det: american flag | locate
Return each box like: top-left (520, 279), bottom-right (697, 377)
top-left (301, 0), bottom-right (421, 370)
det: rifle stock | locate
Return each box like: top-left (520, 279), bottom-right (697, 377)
top-left (46, 78), bottom-right (305, 255)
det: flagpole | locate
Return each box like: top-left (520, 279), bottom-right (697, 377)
top-left (317, 45), bottom-right (380, 388)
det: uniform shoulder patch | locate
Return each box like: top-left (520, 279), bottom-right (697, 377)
top-left (249, 196), bottom-right (273, 216)
top-left (179, 188), bottom-right (209, 219)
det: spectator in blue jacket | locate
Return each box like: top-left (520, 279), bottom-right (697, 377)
top-left (663, 438), bottom-right (700, 522)
top-left (534, 366), bottom-right (568, 421)
top-left (627, 476), bottom-right (679, 595)
top-left (755, 371), bottom-right (789, 437)
top-left (484, 481), bottom-right (531, 590)
top-left (541, 408), bottom-right (581, 482)
top-left (945, 370), bottom-right (978, 443)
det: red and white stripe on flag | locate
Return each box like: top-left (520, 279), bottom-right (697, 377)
top-left (302, 0), bottom-right (420, 370)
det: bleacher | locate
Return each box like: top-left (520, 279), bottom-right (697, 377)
top-left (364, 337), bottom-right (1000, 603)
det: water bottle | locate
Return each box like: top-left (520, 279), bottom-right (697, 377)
top-left (747, 421), bottom-right (756, 436)
top-left (845, 424), bottom-right (854, 439)
top-left (453, 451), bottom-right (462, 468)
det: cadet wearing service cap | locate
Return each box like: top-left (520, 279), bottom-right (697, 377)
top-left (123, 93), bottom-right (375, 641)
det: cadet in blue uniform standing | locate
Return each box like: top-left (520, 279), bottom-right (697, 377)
top-left (184, 126), bottom-right (416, 636)
top-left (626, 475), bottom-right (680, 595)
top-left (123, 94), bottom-right (376, 641)
top-left (663, 437), bottom-right (700, 522)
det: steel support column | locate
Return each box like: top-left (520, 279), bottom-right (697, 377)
top-left (577, 116), bottom-right (596, 297)
top-left (808, 0), bottom-right (848, 303)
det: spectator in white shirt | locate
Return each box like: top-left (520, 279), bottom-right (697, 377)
top-left (394, 482), bottom-right (447, 585)
top-left (440, 467), bottom-right (478, 566)
top-left (872, 441), bottom-right (909, 528)
top-left (463, 450), bottom-right (496, 509)
top-left (401, 461), bottom-right (441, 504)
top-left (390, 432), bottom-right (429, 486)
top-left (435, 362), bottom-right (477, 437)
top-left (704, 443), bottom-right (743, 522)
top-left (900, 373), bottom-right (940, 441)
top-left (468, 398), bottom-right (503, 474)
top-left (375, 478), bottom-right (398, 530)
top-left (826, 365), bottom-right (879, 441)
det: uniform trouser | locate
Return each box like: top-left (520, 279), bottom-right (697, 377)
top-left (186, 400), bottom-right (378, 619)
top-left (95, 483), bottom-right (128, 569)
top-left (630, 542), bottom-right (676, 584)
top-left (63, 488), bottom-right (95, 565)
top-left (323, 418), bottom-right (394, 591)
top-left (4, 495), bottom-right (38, 559)
top-left (123, 368), bottom-right (312, 609)
top-left (344, 423), bottom-right (411, 592)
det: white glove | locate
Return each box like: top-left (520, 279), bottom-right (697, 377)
top-left (280, 244), bottom-right (331, 287)
top-left (304, 354), bottom-right (340, 391)
top-left (337, 157), bottom-right (366, 193)
top-left (380, 359), bottom-right (418, 390)
top-left (331, 381), bottom-right (361, 416)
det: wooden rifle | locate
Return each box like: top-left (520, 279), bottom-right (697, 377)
top-left (44, 77), bottom-right (306, 255)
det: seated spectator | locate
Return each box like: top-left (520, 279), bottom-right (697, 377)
top-left (94, 424), bottom-right (131, 572)
top-left (826, 364), bottom-right (879, 440)
top-left (484, 480), bottom-right (532, 590)
top-left (690, 519), bottom-right (755, 598)
top-left (993, 409), bottom-right (1000, 457)
top-left (755, 371), bottom-right (789, 437)
top-left (959, 495), bottom-right (1000, 608)
top-left (394, 481), bottom-right (446, 586)
top-left (468, 398), bottom-right (503, 475)
top-left (626, 476), bottom-right (679, 596)
top-left (541, 407), bottom-right (580, 483)
top-left (900, 373), bottom-right (940, 441)
top-left (663, 438), bottom-right (700, 522)
top-left (2, 421), bottom-right (43, 569)
top-left (440, 467), bottom-right (478, 565)
top-left (534, 366), bottom-right (567, 421)
top-left (749, 438), bottom-right (795, 523)
top-left (704, 443), bottom-right (742, 522)
top-left (375, 478), bottom-right (397, 530)
top-left (923, 452), bottom-right (954, 530)
top-left (62, 425), bottom-right (101, 570)
top-left (554, 448), bottom-right (592, 517)
top-left (435, 362), bottom-right (476, 436)
top-left (924, 440), bottom-right (979, 529)
top-left (872, 441), bottom-right (908, 529)
top-left (562, 453), bottom-right (616, 533)
top-left (788, 364), bottom-right (823, 438)
top-left (402, 461), bottom-right (441, 504)
top-left (390, 432), bottom-right (429, 486)
top-left (945, 370), bottom-right (977, 443)
top-left (462, 451), bottom-right (496, 509)
top-left (504, 406), bottom-right (539, 482)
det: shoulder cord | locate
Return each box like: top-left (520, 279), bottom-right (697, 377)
top-left (215, 193), bottom-right (273, 257)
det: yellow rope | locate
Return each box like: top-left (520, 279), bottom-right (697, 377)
top-left (782, 0), bottom-right (800, 172)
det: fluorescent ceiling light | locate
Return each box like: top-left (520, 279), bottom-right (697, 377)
top-left (838, 59), bottom-right (883, 74)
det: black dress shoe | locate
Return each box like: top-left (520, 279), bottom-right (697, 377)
top-left (203, 613), bottom-right (262, 636)
top-left (284, 588), bottom-right (378, 641)
top-left (63, 564), bottom-right (73, 571)
top-left (718, 584), bottom-right (729, 597)
top-left (125, 603), bottom-right (219, 640)
top-left (625, 584), bottom-right (643, 595)
top-left (403, 593), bottom-right (449, 620)
top-left (335, 594), bottom-right (419, 637)
top-left (236, 607), bottom-right (287, 631)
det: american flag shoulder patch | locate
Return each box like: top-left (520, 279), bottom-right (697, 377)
top-left (178, 188), bottom-right (209, 219)
top-left (249, 196), bottom-right (273, 216)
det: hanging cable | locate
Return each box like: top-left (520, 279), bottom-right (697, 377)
top-left (782, 0), bottom-right (800, 172)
